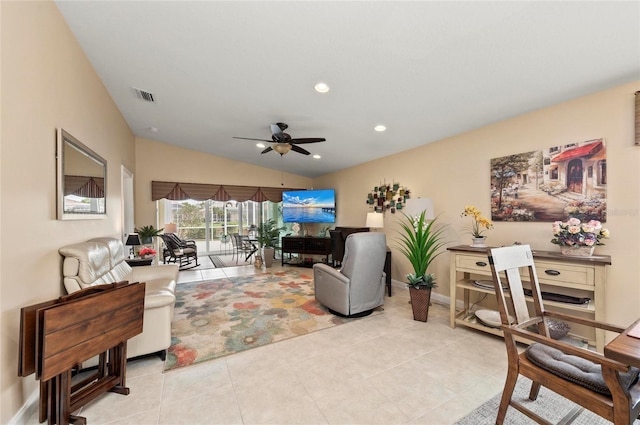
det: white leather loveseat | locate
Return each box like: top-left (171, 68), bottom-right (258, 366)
top-left (58, 237), bottom-right (179, 359)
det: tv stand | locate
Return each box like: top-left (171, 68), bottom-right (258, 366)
top-left (281, 236), bottom-right (331, 267)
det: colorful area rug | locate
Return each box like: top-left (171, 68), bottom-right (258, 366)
top-left (165, 269), bottom-right (376, 371)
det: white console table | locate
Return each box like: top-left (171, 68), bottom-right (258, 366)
top-left (448, 245), bottom-right (611, 352)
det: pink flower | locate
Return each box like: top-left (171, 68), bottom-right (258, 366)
top-left (567, 217), bottom-right (581, 226)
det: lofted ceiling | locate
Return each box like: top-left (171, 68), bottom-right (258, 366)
top-left (54, 1), bottom-right (640, 178)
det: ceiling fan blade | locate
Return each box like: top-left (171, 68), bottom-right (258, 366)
top-left (290, 144), bottom-right (311, 155)
top-left (233, 136), bottom-right (273, 142)
top-left (290, 138), bottom-right (326, 144)
top-left (261, 146), bottom-right (273, 154)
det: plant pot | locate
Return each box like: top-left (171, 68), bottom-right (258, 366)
top-left (141, 236), bottom-right (153, 245)
top-left (409, 287), bottom-right (432, 322)
top-left (471, 237), bottom-right (487, 247)
top-left (560, 246), bottom-right (595, 257)
top-left (263, 247), bottom-right (275, 268)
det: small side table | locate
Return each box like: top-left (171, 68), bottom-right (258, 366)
top-left (125, 257), bottom-right (153, 267)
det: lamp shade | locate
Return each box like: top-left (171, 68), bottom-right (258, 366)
top-left (404, 198), bottom-right (435, 219)
top-left (366, 212), bottom-right (384, 229)
top-left (125, 233), bottom-right (141, 246)
top-left (164, 223), bottom-right (177, 233)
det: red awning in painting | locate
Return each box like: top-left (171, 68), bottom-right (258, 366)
top-left (551, 140), bottom-right (603, 163)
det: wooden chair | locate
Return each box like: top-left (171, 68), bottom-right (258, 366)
top-left (487, 244), bottom-right (640, 424)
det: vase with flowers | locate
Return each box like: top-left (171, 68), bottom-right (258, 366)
top-left (460, 205), bottom-right (493, 247)
top-left (138, 247), bottom-right (157, 259)
top-left (551, 218), bottom-right (609, 257)
top-left (396, 211), bottom-right (448, 321)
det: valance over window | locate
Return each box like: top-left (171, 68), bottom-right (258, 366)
top-left (64, 175), bottom-right (105, 198)
top-left (151, 181), bottom-right (301, 203)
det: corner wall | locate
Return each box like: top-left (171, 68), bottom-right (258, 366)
top-left (313, 81), bottom-right (640, 328)
top-left (0, 1), bottom-right (135, 422)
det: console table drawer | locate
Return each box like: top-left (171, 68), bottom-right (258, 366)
top-left (456, 254), bottom-right (492, 275)
top-left (532, 260), bottom-right (594, 288)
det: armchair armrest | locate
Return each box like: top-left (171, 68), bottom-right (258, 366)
top-left (313, 263), bottom-right (349, 284)
top-left (129, 263), bottom-right (179, 283)
top-left (544, 311), bottom-right (626, 333)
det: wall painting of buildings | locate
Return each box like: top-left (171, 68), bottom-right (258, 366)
top-left (490, 138), bottom-right (606, 222)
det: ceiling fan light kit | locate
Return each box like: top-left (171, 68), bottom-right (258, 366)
top-left (272, 143), bottom-right (292, 155)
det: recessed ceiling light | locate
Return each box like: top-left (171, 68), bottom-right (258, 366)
top-left (374, 125), bottom-right (387, 132)
top-left (314, 82), bottom-right (330, 93)
top-left (147, 126), bottom-right (159, 133)
top-left (256, 143), bottom-right (265, 148)
top-left (313, 154), bottom-right (321, 159)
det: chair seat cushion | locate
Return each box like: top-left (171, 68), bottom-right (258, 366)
top-left (525, 343), bottom-right (640, 395)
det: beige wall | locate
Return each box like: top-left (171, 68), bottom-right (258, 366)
top-left (133, 137), bottom-right (313, 229)
top-left (315, 80), bottom-right (640, 329)
top-left (0, 1), bottom-right (135, 422)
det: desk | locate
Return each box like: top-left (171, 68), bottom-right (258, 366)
top-left (605, 318), bottom-right (640, 368)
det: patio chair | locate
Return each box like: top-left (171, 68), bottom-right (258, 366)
top-left (487, 244), bottom-right (640, 424)
top-left (231, 233), bottom-right (254, 264)
top-left (160, 233), bottom-right (199, 270)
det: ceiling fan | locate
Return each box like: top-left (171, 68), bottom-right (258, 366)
top-left (233, 122), bottom-right (325, 156)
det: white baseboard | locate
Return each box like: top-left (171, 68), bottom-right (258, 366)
top-left (9, 388), bottom-right (38, 425)
top-left (390, 278), bottom-right (465, 310)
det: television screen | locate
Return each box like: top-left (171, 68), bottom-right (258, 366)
top-left (282, 189), bottom-right (336, 223)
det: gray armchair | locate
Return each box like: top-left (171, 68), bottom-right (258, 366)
top-left (313, 232), bottom-right (386, 317)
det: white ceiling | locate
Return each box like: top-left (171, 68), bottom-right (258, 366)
top-left (54, 1), bottom-right (640, 178)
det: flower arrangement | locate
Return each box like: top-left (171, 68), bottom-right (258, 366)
top-left (396, 211), bottom-right (447, 289)
top-left (139, 247), bottom-right (157, 257)
top-left (460, 206), bottom-right (493, 238)
top-left (551, 218), bottom-right (609, 247)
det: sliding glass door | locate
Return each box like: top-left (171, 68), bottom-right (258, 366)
top-left (158, 199), bottom-right (280, 255)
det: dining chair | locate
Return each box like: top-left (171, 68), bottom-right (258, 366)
top-left (231, 233), bottom-right (253, 264)
top-left (487, 244), bottom-right (640, 424)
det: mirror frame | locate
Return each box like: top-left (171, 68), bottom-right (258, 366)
top-left (56, 128), bottom-right (107, 220)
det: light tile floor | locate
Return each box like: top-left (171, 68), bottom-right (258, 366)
top-left (27, 264), bottom-right (509, 425)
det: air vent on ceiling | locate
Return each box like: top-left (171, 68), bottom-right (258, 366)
top-left (132, 87), bottom-right (155, 103)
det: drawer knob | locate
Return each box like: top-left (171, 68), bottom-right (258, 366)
top-left (545, 269), bottom-right (561, 276)
top-left (475, 261), bottom-right (488, 267)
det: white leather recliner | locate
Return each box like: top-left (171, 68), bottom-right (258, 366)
top-left (313, 232), bottom-right (386, 317)
top-left (59, 237), bottom-right (179, 359)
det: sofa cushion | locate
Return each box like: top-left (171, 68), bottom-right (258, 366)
top-left (89, 237), bottom-right (126, 267)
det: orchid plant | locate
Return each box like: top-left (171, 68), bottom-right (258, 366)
top-left (460, 205), bottom-right (493, 238)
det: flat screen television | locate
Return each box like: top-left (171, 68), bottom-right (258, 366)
top-left (282, 189), bottom-right (336, 223)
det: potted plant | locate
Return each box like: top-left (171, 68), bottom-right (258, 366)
top-left (460, 205), bottom-right (493, 247)
top-left (257, 219), bottom-right (284, 267)
top-left (396, 211), bottom-right (447, 322)
top-left (135, 225), bottom-right (163, 245)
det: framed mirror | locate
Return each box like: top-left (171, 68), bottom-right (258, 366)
top-left (56, 128), bottom-right (107, 220)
